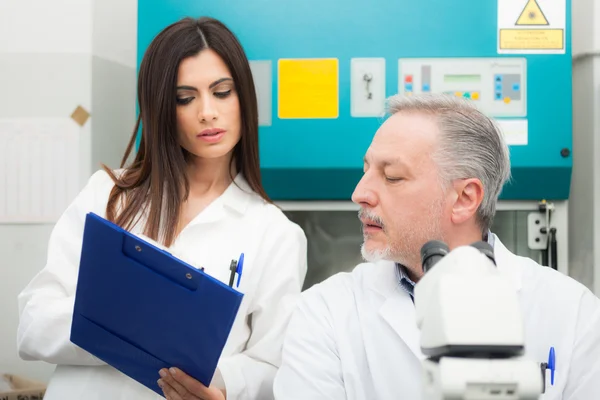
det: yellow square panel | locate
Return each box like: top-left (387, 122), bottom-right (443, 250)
top-left (278, 58), bottom-right (339, 119)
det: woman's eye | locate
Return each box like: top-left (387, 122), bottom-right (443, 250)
top-left (214, 90), bottom-right (231, 98)
top-left (176, 97), bottom-right (193, 105)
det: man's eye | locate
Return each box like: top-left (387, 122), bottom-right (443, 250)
top-left (386, 177), bottom-right (403, 182)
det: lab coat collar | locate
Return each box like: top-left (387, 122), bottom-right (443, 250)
top-left (183, 173), bottom-right (253, 226)
top-left (370, 261), bottom-right (425, 361)
top-left (490, 233), bottom-right (523, 292)
top-left (220, 173), bottom-right (253, 215)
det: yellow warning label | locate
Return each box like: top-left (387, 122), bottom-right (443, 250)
top-left (516, 0), bottom-right (548, 26)
top-left (499, 29), bottom-right (564, 50)
top-left (498, 0), bottom-right (565, 54)
top-left (278, 58), bottom-right (339, 119)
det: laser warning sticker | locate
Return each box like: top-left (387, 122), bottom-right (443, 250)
top-left (498, 0), bottom-right (565, 54)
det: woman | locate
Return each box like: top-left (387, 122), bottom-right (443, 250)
top-left (16, 16), bottom-right (307, 400)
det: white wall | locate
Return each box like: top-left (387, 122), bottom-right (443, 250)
top-left (569, 0), bottom-right (600, 295)
top-left (92, 0), bottom-right (139, 171)
top-left (0, 0), bottom-right (137, 383)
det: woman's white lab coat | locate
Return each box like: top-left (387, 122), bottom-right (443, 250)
top-left (17, 170), bottom-right (307, 400)
top-left (273, 235), bottom-right (600, 400)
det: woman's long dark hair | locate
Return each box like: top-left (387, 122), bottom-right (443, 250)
top-left (102, 16), bottom-right (270, 247)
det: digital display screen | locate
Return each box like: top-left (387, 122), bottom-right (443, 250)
top-left (444, 74), bottom-right (481, 83)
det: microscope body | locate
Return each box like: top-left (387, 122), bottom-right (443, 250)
top-left (415, 245), bottom-right (543, 400)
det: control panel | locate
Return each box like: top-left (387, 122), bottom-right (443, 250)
top-left (398, 58), bottom-right (527, 117)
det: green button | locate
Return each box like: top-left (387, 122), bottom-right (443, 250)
top-left (463, 92), bottom-right (471, 99)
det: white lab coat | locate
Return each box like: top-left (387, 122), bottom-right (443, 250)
top-left (273, 235), bottom-right (600, 400)
top-left (17, 170), bottom-right (307, 400)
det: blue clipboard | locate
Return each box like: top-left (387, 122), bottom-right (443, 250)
top-left (70, 212), bottom-right (244, 396)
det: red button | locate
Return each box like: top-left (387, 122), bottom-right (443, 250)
top-left (405, 75), bottom-right (413, 83)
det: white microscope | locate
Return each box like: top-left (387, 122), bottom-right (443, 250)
top-left (414, 241), bottom-right (544, 400)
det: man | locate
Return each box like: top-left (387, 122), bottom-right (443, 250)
top-left (272, 93), bottom-right (600, 399)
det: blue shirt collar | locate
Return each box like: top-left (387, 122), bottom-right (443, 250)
top-left (396, 231), bottom-right (494, 298)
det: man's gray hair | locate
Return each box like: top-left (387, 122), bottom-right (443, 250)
top-left (386, 93), bottom-right (511, 233)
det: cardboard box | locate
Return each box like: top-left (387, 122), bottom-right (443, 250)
top-left (0, 374), bottom-right (46, 400)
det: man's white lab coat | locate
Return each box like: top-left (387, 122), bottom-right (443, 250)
top-left (17, 170), bottom-right (307, 400)
top-left (273, 235), bottom-right (600, 400)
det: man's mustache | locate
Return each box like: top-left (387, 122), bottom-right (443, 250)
top-left (358, 208), bottom-right (385, 230)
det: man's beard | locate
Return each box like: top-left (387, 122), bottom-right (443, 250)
top-left (360, 243), bottom-right (393, 263)
top-left (360, 200), bottom-right (445, 267)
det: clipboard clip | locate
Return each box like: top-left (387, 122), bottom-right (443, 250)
top-left (228, 253), bottom-right (244, 288)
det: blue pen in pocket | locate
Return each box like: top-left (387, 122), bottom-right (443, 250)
top-left (547, 347), bottom-right (556, 385)
top-left (228, 253), bottom-right (244, 288)
top-left (541, 346), bottom-right (556, 393)
top-left (236, 253), bottom-right (244, 288)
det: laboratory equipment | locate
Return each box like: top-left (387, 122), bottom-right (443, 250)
top-left (136, 0), bottom-right (572, 276)
top-left (415, 242), bottom-right (543, 399)
top-left (137, 0), bottom-right (571, 201)
top-left (398, 58), bottom-right (527, 118)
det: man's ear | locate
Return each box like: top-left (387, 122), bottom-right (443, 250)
top-left (451, 178), bottom-right (484, 225)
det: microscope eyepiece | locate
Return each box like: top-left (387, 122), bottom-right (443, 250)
top-left (421, 240), bottom-right (450, 274)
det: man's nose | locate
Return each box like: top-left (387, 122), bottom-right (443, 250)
top-left (352, 178), bottom-right (376, 206)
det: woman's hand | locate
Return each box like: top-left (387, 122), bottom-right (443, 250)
top-left (158, 368), bottom-right (226, 400)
